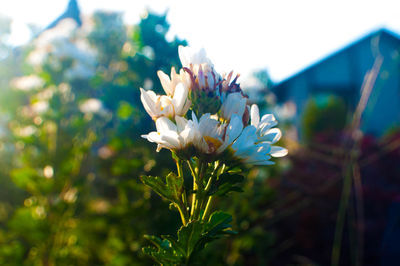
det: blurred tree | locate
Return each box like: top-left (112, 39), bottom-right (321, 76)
top-left (0, 10), bottom-right (187, 266)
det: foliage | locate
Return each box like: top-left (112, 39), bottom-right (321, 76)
top-left (140, 156), bottom-right (247, 264)
top-left (302, 94), bottom-right (348, 142)
top-left (0, 10), bottom-right (187, 265)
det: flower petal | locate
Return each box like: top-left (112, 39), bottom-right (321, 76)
top-left (140, 88), bottom-right (158, 118)
top-left (157, 70), bottom-right (172, 95)
top-left (258, 114), bottom-right (278, 134)
top-left (155, 117), bottom-right (177, 133)
top-left (172, 83), bottom-right (189, 116)
top-left (225, 114), bottom-right (243, 144)
top-left (270, 146), bottom-right (288, 157)
top-left (250, 104), bottom-right (260, 127)
top-left (258, 128), bottom-right (282, 144)
top-left (175, 116), bottom-right (188, 132)
top-left (220, 92), bottom-right (247, 120)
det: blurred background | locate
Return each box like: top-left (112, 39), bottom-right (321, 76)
top-left (0, 0), bottom-right (399, 265)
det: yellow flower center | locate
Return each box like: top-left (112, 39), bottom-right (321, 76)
top-left (203, 136), bottom-right (222, 153)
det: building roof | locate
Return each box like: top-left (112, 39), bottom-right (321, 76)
top-left (273, 28), bottom-right (400, 89)
top-left (44, 0), bottom-right (81, 31)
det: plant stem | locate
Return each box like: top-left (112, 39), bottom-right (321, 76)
top-left (202, 196), bottom-right (214, 221)
top-left (193, 160), bottom-right (206, 220)
top-left (202, 162), bottom-right (223, 221)
top-left (187, 160), bottom-right (198, 218)
top-left (177, 204), bottom-right (188, 226)
top-left (176, 160), bottom-right (188, 207)
top-left (176, 159), bottom-right (189, 225)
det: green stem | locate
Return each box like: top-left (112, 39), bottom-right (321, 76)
top-left (187, 160), bottom-right (198, 218)
top-left (202, 162), bottom-right (223, 221)
top-left (176, 159), bottom-right (189, 225)
top-left (193, 160), bottom-right (206, 220)
top-left (202, 196), bottom-right (214, 221)
top-left (176, 160), bottom-right (187, 207)
top-left (177, 203), bottom-right (188, 226)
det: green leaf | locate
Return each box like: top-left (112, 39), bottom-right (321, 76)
top-left (166, 172), bottom-right (183, 202)
top-left (208, 172), bottom-right (245, 196)
top-left (206, 211), bottom-right (233, 234)
top-left (147, 221), bottom-right (207, 263)
top-left (162, 235), bottom-right (185, 257)
top-left (140, 172), bottom-right (183, 204)
top-left (177, 220), bottom-right (203, 258)
top-left (143, 214), bottom-right (236, 264)
top-left (196, 211), bottom-right (236, 254)
top-left (142, 235), bottom-right (182, 265)
top-left (140, 175), bottom-right (171, 200)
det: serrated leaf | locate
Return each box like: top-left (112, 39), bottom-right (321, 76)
top-left (205, 211), bottom-right (234, 236)
top-left (143, 235), bottom-right (163, 249)
top-left (208, 172), bottom-right (245, 196)
top-left (166, 172), bottom-right (183, 201)
top-left (140, 175), bottom-right (171, 200)
top-left (142, 246), bottom-right (157, 259)
top-left (162, 235), bottom-right (185, 257)
top-left (221, 173), bottom-right (245, 183)
top-left (140, 172), bottom-right (183, 204)
top-left (177, 220), bottom-right (204, 258)
top-left (143, 213), bottom-right (237, 264)
top-left (143, 235), bottom-right (181, 265)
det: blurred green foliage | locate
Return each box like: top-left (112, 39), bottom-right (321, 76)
top-left (302, 94), bottom-right (348, 142)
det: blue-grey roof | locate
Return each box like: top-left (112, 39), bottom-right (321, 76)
top-left (44, 0), bottom-right (81, 31)
top-left (273, 28), bottom-right (400, 96)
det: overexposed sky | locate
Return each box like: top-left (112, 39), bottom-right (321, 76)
top-left (2, 0), bottom-right (400, 82)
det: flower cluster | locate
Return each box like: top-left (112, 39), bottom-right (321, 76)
top-left (140, 46), bottom-right (287, 165)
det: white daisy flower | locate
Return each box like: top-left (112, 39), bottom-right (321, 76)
top-left (178, 46), bottom-right (213, 68)
top-left (178, 45), bottom-right (222, 93)
top-left (191, 112), bottom-right (243, 155)
top-left (157, 67), bottom-right (188, 96)
top-left (250, 104), bottom-right (288, 157)
top-left (230, 125), bottom-right (274, 165)
top-left (142, 116), bottom-right (196, 152)
top-left (219, 92), bottom-right (247, 121)
top-left (140, 45), bottom-right (287, 165)
top-left (140, 82), bottom-right (191, 120)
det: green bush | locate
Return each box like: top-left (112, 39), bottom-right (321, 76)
top-left (302, 94), bottom-right (348, 142)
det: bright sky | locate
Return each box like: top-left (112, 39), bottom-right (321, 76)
top-left (2, 0), bottom-right (400, 82)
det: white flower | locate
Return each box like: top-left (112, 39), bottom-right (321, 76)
top-left (142, 116), bottom-right (196, 152)
top-left (178, 46), bottom-right (222, 93)
top-left (178, 46), bottom-right (213, 68)
top-left (157, 67), bottom-right (188, 96)
top-left (220, 92), bottom-right (247, 121)
top-left (250, 104), bottom-right (288, 158)
top-left (231, 126), bottom-right (274, 165)
top-left (140, 82), bottom-right (191, 120)
top-left (222, 105), bottom-right (287, 165)
top-left (191, 112), bottom-right (221, 154)
top-left (141, 66), bottom-right (193, 121)
top-left (191, 112), bottom-right (243, 155)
